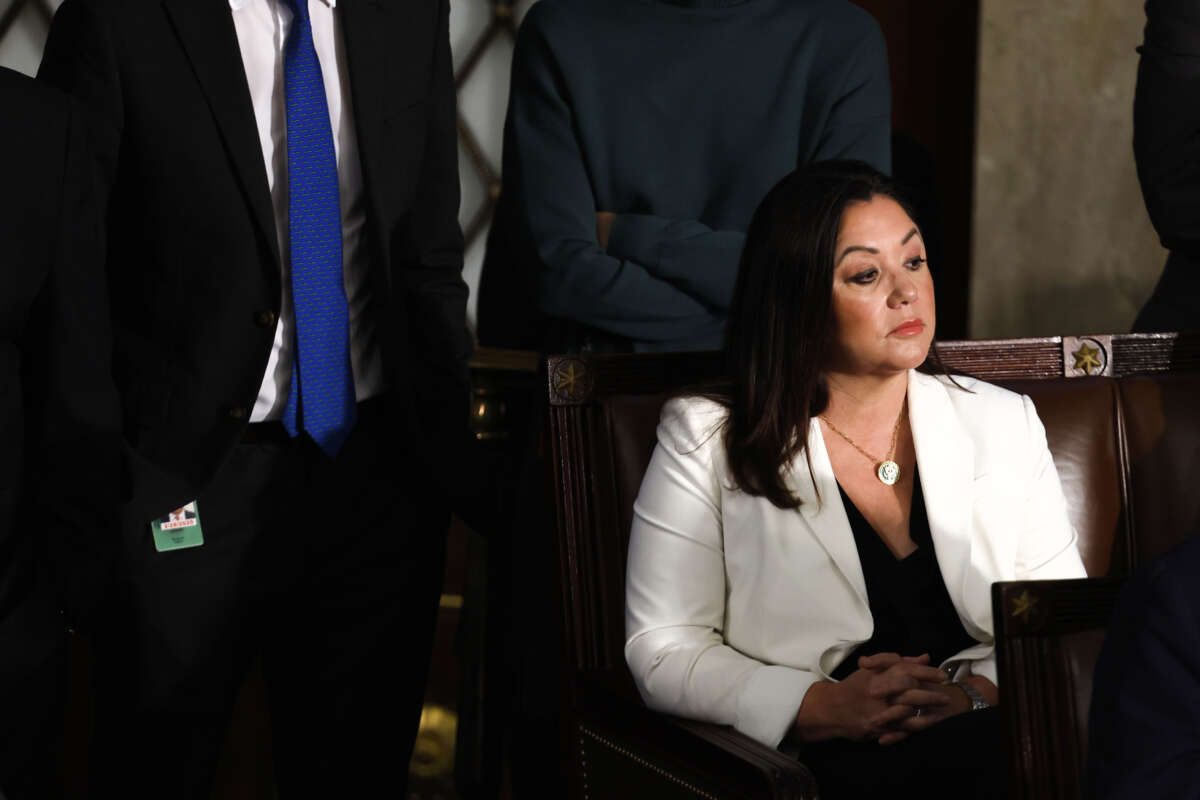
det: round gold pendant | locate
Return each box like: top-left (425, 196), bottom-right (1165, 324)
top-left (877, 460), bottom-right (900, 486)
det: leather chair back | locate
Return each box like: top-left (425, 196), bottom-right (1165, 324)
top-left (1120, 373), bottom-right (1200, 564)
top-left (1005, 378), bottom-right (1128, 576)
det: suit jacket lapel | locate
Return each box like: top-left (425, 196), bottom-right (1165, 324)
top-left (338, 0), bottom-right (391, 279)
top-left (788, 373), bottom-right (989, 647)
top-left (792, 420), bottom-right (870, 609)
top-left (908, 370), bottom-right (987, 638)
top-left (163, 0), bottom-right (281, 270)
top-left (338, 0), bottom-right (387, 173)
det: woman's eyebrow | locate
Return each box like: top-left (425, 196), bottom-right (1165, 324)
top-left (836, 228), bottom-right (921, 264)
top-left (836, 245), bottom-right (878, 265)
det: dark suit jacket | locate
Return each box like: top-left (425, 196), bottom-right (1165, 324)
top-left (1085, 532), bottom-right (1200, 798)
top-left (1132, 0), bottom-right (1200, 332)
top-left (0, 67), bottom-right (119, 683)
top-left (38, 0), bottom-right (472, 520)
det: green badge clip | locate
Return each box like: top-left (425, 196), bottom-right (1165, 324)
top-left (150, 501), bottom-right (205, 552)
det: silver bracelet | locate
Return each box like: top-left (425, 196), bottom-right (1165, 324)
top-left (954, 680), bottom-right (990, 712)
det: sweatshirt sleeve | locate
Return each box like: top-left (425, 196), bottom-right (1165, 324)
top-left (603, 9), bottom-right (894, 309)
top-left (625, 399), bottom-right (817, 748)
top-left (505, 13), bottom-right (725, 347)
top-left (605, 214), bottom-right (745, 312)
top-left (810, 13), bottom-right (892, 174)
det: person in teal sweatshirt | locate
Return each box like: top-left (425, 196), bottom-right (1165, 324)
top-left (479, 0), bottom-right (892, 353)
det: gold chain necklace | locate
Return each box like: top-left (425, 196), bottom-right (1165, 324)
top-left (820, 403), bottom-right (906, 486)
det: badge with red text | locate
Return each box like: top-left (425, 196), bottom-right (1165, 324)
top-left (150, 501), bottom-right (204, 552)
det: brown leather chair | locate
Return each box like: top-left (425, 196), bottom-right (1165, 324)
top-left (993, 369), bottom-right (1200, 798)
top-left (545, 333), bottom-right (1200, 799)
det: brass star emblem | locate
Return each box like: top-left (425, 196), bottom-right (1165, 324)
top-left (1010, 590), bottom-right (1039, 622)
top-left (1072, 342), bottom-right (1103, 375)
top-left (551, 358), bottom-right (593, 403)
top-left (555, 363), bottom-right (581, 395)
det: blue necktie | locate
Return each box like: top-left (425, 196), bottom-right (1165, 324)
top-left (279, 0), bottom-right (356, 457)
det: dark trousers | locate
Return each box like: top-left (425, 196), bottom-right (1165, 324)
top-left (0, 574), bottom-right (65, 800)
top-left (798, 706), bottom-right (1007, 799)
top-left (90, 400), bottom-right (447, 798)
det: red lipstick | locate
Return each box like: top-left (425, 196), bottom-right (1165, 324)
top-left (890, 319), bottom-right (925, 336)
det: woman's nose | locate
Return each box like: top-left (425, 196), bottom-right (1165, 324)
top-left (888, 273), bottom-right (918, 307)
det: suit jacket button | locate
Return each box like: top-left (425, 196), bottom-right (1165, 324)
top-left (256, 310), bottom-right (276, 327)
top-left (229, 407), bottom-right (248, 421)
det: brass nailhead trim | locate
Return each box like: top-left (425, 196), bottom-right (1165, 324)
top-left (578, 725), bottom-right (721, 800)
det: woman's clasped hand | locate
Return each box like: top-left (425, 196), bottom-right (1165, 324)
top-left (843, 653), bottom-right (965, 743)
top-left (797, 653), bottom-right (966, 745)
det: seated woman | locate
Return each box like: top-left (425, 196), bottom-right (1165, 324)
top-left (624, 160), bottom-right (1087, 798)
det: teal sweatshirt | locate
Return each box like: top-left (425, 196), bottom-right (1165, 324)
top-left (479, 0), bottom-right (891, 352)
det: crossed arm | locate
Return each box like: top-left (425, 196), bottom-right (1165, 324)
top-left (508, 14), bottom-right (890, 348)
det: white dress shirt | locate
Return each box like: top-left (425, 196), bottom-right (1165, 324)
top-left (625, 370), bottom-right (1088, 749)
top-left (229, 0), bottom-right (384, 422)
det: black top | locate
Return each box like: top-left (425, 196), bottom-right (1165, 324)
top-left (831, 470), bottom-right (977, 681)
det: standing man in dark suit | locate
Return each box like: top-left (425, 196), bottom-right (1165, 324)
top-left (0, 67), bottom-right (119, 799)
top-left (39, 0), bottom-right (471, 795)
top-left (1086, 532), bottom-right (1200, 798)
top-left (1132, 0), bottom-right (1200, 332)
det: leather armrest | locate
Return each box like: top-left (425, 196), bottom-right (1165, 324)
top-left (574, 674), bottom-right (817, 799)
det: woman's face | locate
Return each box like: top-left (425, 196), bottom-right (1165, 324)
top-left (827, 195), bottom-right (936, 377)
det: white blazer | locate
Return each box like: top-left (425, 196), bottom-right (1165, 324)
top-left (624, 370), bottom-right (1087, 749)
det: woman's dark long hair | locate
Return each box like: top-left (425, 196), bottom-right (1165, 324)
top-left (713, 160), bottom-right (924, 509)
